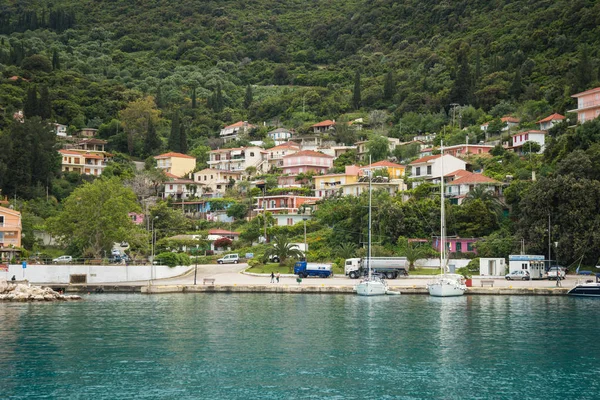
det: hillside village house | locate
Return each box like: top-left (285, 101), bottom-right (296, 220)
top-left (220, 121), bottom-right (256, 143)
top-left (278, 150), bottom-right (334, 187)
top-left (537, 113), bottom-right (565, 130)
top-left (442, 144), bottom-right (495, 158)
top-left (432, 236), bottom-right (479, 255)
top-left (511, 130), bottom-right (547, 154)
top-left (359, 160), bottom-right (406, 179)
top-left (254, 195), bottom-right (319, 215)
top-left (294, 136), bottom-right (330, 151)
top-left (319, 145), bottom-right (357, 159)
top-left (154, 152), bottom-right (196, 178)
top-left (569, 87), bottom-right (600, 124)
top-left (207, 146), bottom-right (268, 173)
top-left (0, 206), bottom-right (21, 261)
top-left (480, 116), bottom-right (520, 132)
top-left (313, 166), bottom-right (361, 198)
top-left (267, 128), bottom-right (293, 144)
top-left (267, 142), bottom-right (300, 170)
top-left (162, 173), bottom-right (202, 200)
top-left (77, 128), bottom-right (98, 138)
top-left (444, 170), bottom-right (503, 205)
top-left (355, 138), bottom-right (401, 161)
top-left (59, 150), bottom-right (107, 175)
top-left (311, 120), bottom-right (335, 134)
top-left (193, 168), bottom-right (243, 195)
top-left (340, 176), bottom-right (406, 197)
top-left (53, 123), bottom-right (67, 137)
top-left (409, 154), bottom-right (467, 188)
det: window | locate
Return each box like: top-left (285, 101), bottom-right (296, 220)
top-left (416, 167), bottom-right (421, 176)
top-left (217, 185), bottom-right (221, 189)
top-left (287, 218), bottom-right (293, 225)
top-left (456, 242), bottom-right (462, 252)
top-left (270, 200), bottom-right (276, 208)
top-left (203, 176), bottom-right (207, 181)
top-left (250, 152), bottom-right (255, 157)
top-left (169, 185), bottom-right (173, 190)
top-left (467, 242), bottom-right (474, 251)
top-left (0, 216), bottom-right (4, 227)
top-left (427, 165), bottom-right (432, 175)
top-left (522, 263), bottom-right (527, 270)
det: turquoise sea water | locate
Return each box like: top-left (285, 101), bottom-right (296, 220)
top-left (1, 294), bottom-right (599, 399)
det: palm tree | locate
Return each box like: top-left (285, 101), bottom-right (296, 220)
top-left (403, 243), bottom-right (429, 271)
top-left (464, 185), bottom-right (504, 217)
top-left (336, 242), bottom-right (357, 259)
top-left (263, 235), bottom-right (305, 266)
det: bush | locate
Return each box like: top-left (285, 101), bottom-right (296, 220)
top-left (155, 252), bottom-right (191, 267)
top-left (248, 258), bottom-right (262, 268)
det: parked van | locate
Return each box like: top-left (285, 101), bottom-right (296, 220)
top-left (217, 254), bottom-right (239, 264)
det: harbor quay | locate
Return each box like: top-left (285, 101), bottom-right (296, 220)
top-left (24, 262), bottom-right (578, 296)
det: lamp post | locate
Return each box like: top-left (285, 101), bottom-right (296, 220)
top-left (194, 244), bottom-right (199, 285)
top-left (303, 217), bottom-right (308, 261)
top-left (151, 216), bottom-right (159, 281)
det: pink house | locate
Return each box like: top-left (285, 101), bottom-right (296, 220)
top-left (442, 144), bottom-right (495, 158)
top-left (279, 150), bottom-right (334, 186)
top-left (569, 87), bottom-right (600, 124)
top-left (433, 237), bottom-right (479, 254)
top-left (128, 213), bottom-right (145, 225)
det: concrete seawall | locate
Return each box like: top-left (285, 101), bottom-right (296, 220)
top-left (140, 284), bottom-right (570, 295)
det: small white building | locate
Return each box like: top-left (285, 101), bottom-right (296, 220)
top-left (220, 121), bottom-right (256, 143)
top-left (479, 258), bottom-right (506, 276)
top-left (408, 154), bottom-right (467, 188)
top-left (267, 128), bottom-right (293, 144)
top-left (53, 123), bottom-right (68, 137)
top-left (537, 113), bottom-right (565, 131)
top-left (511, 130), bottom-right (546, 154)
top-left (508, 255), bottom-right (546, 279)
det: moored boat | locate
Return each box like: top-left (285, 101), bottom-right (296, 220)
top-left (568, 274), bottom-right (600, 297)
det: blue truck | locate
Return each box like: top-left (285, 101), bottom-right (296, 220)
top-left (294, 261), bottom-right (333, 278)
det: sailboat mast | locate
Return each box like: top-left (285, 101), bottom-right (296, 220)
top-left (440, 141), bottom-right (445, 274)
top-left (368, 155), bottom-right (372, 280)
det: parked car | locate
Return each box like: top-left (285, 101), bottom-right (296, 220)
top-left (217, 253), bottom-right (240, 264)
top-left (268, 255), bottom-right (280, 263)
top-left (505, 270), bottom-right (530, 280)
top-left (53, 255), bottom-right (73, 264)
top-left (547, 266), bottom-right (566, 280)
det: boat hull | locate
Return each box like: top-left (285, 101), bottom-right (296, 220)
top-left (427, 277), bottom-right (467, 297)
top-left (568, 284), bottom-right (600, 297)
top-left (356, 280), bottom-right (387, 296)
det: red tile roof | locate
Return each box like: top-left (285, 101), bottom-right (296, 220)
top-left (409, 154), bottom-right (441, 164)
top-left (154, 152), bottom-right (195, 159)
top-left (501, 116), bottom-right (520, 123)
top-left (208, 229), bottom-right (240, 235)
top-left (311, 120), bottom-right (336, 128)
top-left (571, 87), bottom-right (600, 98)
top-left (283, 150), bottom-right (334, 158)
top-left (447, 171), bottom-right (499, 185)
top-left (445, 169), bottom-right (470, 178)
top-left (362, 160), bottom-right (405, 169)
top-left (224, 121), bottom-right (255, 129)
top-left (537, 113), bottom-right (565, 123)
top-left (78, 138), bottom-right (107, 145)
top-left (59, 149), bottom-right (84, 156)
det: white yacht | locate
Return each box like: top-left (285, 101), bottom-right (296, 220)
top-left (427, 141), bottom-right (467, 297)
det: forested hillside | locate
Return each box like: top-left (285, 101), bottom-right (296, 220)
top-left (2, 0), bottom-right (600, 266)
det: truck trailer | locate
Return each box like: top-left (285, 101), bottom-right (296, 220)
top-left (345, 257), bottom-right (409, 279)
top-left (294, 261), bottom-right (333, 278)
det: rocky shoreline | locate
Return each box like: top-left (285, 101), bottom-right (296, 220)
top-left (0, 280), bottom-right (82, 302)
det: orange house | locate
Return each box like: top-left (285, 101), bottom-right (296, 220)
top-left (0, 206), bottom-right (22, 260)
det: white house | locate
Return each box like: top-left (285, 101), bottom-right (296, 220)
top-left (408, 154), bottom-right (467, 188)
top-left (537, 113), bottom-right (565, 131)
top-left (508, 254), bottom-right (546, 279)
top-left (267, 141), bottom-right (301, 170)
top-left (511, 130), bottom-right (546, 153)
top-left (267, 128), bottom-right (293, 144)
top-left (479, 258), bottom-right (506, 276)
top-left (220, 121), bottom-right (256, 143)
top-left (480, 116), bottom-right (520, 132)
top-left (207, 146), bottom-right (268, 174)
top-left (162, 173), bottom-right (203, 200)
top-left (445, 170), bottom-right (502, 205)
top-left (53, 123), bottom-right (67, 137)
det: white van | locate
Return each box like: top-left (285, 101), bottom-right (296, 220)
top-left (217, 254), bottom-right (239, 264)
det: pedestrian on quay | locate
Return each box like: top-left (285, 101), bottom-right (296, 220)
top-left (276, 272), bottom-right (280, 283)
top-left (270, 271), bottom-right (275, 283)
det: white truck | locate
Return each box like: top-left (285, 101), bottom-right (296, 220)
top-left (345, 257), bottom-right (409, 279)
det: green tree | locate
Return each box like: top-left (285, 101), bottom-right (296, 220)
top-left (191, 86), bottom-right (197, 109)
top-left (119, 96), bottom-right (161, 156)
top-left (39, 86), bottom-right (52, 120)
top-left (52, 48), bottom-right (60, 70)
top-left (144, 117), bottom-right (161, 156)
top-left (226, 202), bottom-right (249, 220)
top-left (352, 71), bottom-right (361, 110)
top-left (366, 134), bottom-right (389, 162)
top-left (179, 122), bottom-right (188, 154)
top-left (450, 45), bottom-right (472, 105)
top-left (23, 86), bottom-right (39, 118)
top-left (383, 71), bottom-right (395, 101)
top-left (46, 178), bottom-right (145, 257)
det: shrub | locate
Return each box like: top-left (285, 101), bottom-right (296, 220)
top-left (214, 237), bottom-right (232, 249)
top-left (155, 252), bottom-right (191, 267)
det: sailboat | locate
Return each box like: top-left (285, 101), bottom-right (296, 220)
top-left (427, 141), bottom-right (467, 297)
top-left (355, 158), bottom-right (397, 296)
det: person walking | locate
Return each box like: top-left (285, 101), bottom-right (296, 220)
top-left (270, 271), bottom-right (275, 283)
top-left (276, 272), bottom-right (280, 283)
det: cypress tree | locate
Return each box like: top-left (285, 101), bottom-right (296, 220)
top-left (52, 49), bottom-right (60, 70)
top-left (39, 86), bottom-right (52, 120)
top-left (168, 110), bottom-right (181, 152)
top-left (509, 68), bottom-right (522, 100)
top-left (352, 71), bottom-right (361, 110)
top-left (215, 84), bottom-right (224, 113)
top-left (156, 86), bottom-right (164, 109)
top-left (450, 46), bottom-right (472, 105)
top-left (179, 123), bottom-right (188, 154)
top-left (575, 45), bottom-right (593, 92)
top-left (144, 117), bottom-right (160, 156)
top-left (191, 86), bottom-right (197, 109)
top-left (244, 84), bottom-right (253, 109)
top-left (24, 86), bottom-right (39, 118)
top-left (383, 71), bottom-right (395, 101)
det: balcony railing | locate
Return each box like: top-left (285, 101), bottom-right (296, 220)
top-left (578, 100), bottom-right (600, 109)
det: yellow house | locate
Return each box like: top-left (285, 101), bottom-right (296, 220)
top-left (313, 166), bottom-right (361, 198)
top-left (0, 206), bottom-right (22, 260)
top-left (154, 152), bottom-right (196, 178)
top-left (360, 160), bottom-right (406, 179)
